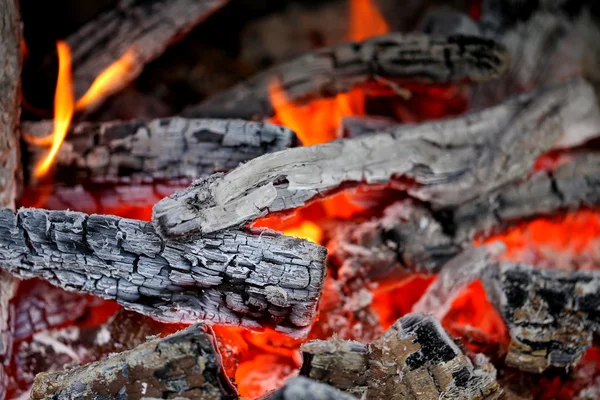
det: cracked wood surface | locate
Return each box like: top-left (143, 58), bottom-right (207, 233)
top-left (0, 208), bottom-right (327, 338)
top-left (64, 0), bottom-right (227, 108)
top-left (154, 78), bottom-right (600, 238)
top-left (183, 33), bottom-right (509, 120)
top-left (263, 377), bottom-right (358, 400)
top-left (301, 312), bottom-right (502, 399)
top-left (483, 262), bottom-right (600, 373)
top-left (23, 118), bottom-right (297, 183)
top-left (30, 324), bottom-right (237, 400)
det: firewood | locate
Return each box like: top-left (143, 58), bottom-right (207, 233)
top-left (63, 0), bottom-right (228, 108)
top-left (482, 262), bottom-right (600, 373)
top-left (24, 118), bottom-right (297, 184)
top-left (182, 33), bottom-right (509, 120)
top-left (263, 377), bottom-right (358, 400)
top-left (300, 312), bottom-right (503, 399)
top-left (0, 0), bottom-right (22, 396)
top-left (0, 208), bottom-right (327, 338)
top-left (154, 78), bottom-right (599, 238)
top-left (30, 324), bottom-right (237, 400)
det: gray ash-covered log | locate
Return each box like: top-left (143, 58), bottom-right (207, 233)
top-left (482, 262), bottom-right (600, 373)
top-left (0, 208), bottom-right (327, 338)
top-left (24, 118), bottom-right (297, 183)
top-left (154, 78), bottom-right (600, 238)
top-left (263, 377), bottom-right (358, 400)
top-left (301, 312), bottom-right (502, 399)
top-left (183, 33), bottom-right (509, 120)
top-left (62, 0), bottom-right (228, 109)
top-left (30, 324), bottom-right (237, 400)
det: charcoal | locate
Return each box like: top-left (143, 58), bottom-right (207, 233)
top-left (263, 377), bottom-right (358, 400)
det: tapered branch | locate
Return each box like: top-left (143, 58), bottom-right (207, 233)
top-left (301, 313), bottom-right (502, 399)
top-left (183, 33), bottom-right (509, 120)
top-left (24, 118), bottom-right (297, 183)
top-left (0, 208), bottom-right (327, 338)
top-left (30, 324), bottom-right (237, 400)
top-left (482, 262), bottom-right (600, 373)
top-left (154, 78), bottom-right (599, 238)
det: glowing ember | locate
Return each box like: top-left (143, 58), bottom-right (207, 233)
top-left (33, 41), bottom-right (75, 178)
top-left (347, 0), bottom-right (389, 42)
top-left (75, 48), bottom-right (137, 111)
top-left (282, 221), bottom-right (323, 243)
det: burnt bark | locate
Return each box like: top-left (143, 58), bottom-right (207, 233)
top-left (182, 34), bottom-right (509, 120)
top-left (482, 262), bottom-right (600, 373)
top-left (64, 0), bottom-right (227, 108)
top-left (301, 312), bottom-right (502, 399)
top-left (23, 118), bottom-right (297, 184)
top-left (154, 78), bottom-right (599, 238)
top-left (0, 208), bottom-right (327, 338)
top-left (263, 377), bottom-right (358, 400)
top-left (30, 324), bottom-right (237, 400)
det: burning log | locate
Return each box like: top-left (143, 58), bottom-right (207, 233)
top-left (154, 78), bottom-right (600, 238)
top-left (63, 0), bottom-right (228, 108)
top-left (263, 377), bottom-right (358, 400)
top-left (182, 33), bottom-right (509, 120)
top-left (300, 312), bottom-right (502, 399)
top-left (482, 262), bottom-right (600, 373)
top-left (23, 118), bottom-right (297, 183)
top-left (30, 324), bottom-right (237, 400)
top-left (0, 208), bottom-right (327, 337)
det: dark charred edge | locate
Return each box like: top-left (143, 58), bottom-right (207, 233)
top-left (0, 208), bottom-right (327, 338)
top-left (23, 118), bottom-right (297, 184)
top-left (183, 33), bottom-right (509, 120)
top-left (30, 324), bottom-right (238, 400)
top-left (262, 377), bottom-right (358, 400)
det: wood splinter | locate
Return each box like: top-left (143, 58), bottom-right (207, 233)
top-left (0, 208), bottom-right (327, 338)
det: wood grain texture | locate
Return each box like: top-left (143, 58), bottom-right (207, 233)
top-left (183, 33), bottom-right (509, 120)
top-left (30, 324), bottom-right (237, 400)
top-left (301, 313), bottom-right (502, 399)
top-left (0, 208), bottom-right (327, 337)
top-left (154, 78), bottom-right (599, 238)
top-left (66, 0), bottom-right (227, 107)
top-left (483, 263), bottom-right (600, 373)
top-left (24, 118), bottom-right (297, 183)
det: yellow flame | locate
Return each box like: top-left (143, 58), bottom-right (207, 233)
top-left (75, 48), bottom-right (137, 111)
top-left (282, 221), bottom-right (323, 244)
top-left (34, 41), bottom-right (74, 178)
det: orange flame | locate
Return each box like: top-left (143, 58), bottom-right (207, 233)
top-left (348, 0), bottom-right (389, 41)
top-left (75, 48), bottom-right (137, 111)
top-left (33, 41), bottom-right (74, 178)
top-left (282, 221), bottom-right (323, 244)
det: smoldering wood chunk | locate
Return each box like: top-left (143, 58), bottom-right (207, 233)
top-left (0, 271), bottom-right (17, 398)
top-left (183, 33), bottom-right (509, 120)
top-left (23, 118), bottom-right (297, 184)
top-left (154, 78), bottom-right (599, 238)
top-left (0, 208), bottom-right (327, 338)
top-left (301, 312), bottom-right (502, 399)
top-left (263, 377), bottom-right (358, 400)
top-left (64, 0), bottom-right (227, 106)
top-left (483, 263), bottom-right (600, 373)
top-left (30, 324), bottom-right (237, 400)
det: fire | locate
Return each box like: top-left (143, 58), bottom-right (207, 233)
top-left (282, 221), bottom-right (323, 243)
top-left (347, 0), bottom-right (389, 41)
top-left (33, 41), bottom-right (74, 178)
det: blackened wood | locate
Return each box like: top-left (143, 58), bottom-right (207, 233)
top-left (30, 324), bottom-right (237, 400)
top-left (301, 312), bottom-right (502, 399)
top-left (0, 208), bottom-right (327, 338)
top-left (183, 34), bottom-right (509, 120)
top-left (24, 118), bottom-right (297, 183)
top-left (263, 377), bottom-right (357, 400)
top-left (65, 0), bottom-right (227, 107)
top-left (482, 263), bottom-right (600, 373)
top-left (155, 78), bottom-right (598, 238)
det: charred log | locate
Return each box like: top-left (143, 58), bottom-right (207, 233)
top-left (154, 78), bottom-right (599, 238)
top-left (30, 324), bottom-right (237, 400)
top-left (300, 312), bottom-right (502, 399)
top-left (263, 377), bottom-right (357, 400)
top-left (183, 33), bottom-right (509, 120)
top-left (0, 208), bottom-right (327, 338)
top-left (62, 0), bottom-right (227, 108)
top-left (24, 118), bottom-right (297, 184)
top-left (482, 262), bottom-right (600, 373)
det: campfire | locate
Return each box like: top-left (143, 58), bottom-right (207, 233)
top-left (1, 0), bottom-right (600, 399)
